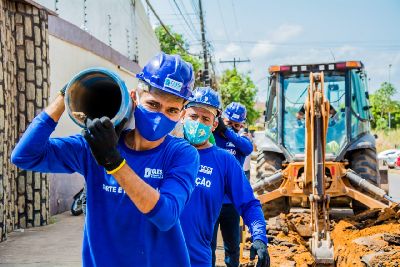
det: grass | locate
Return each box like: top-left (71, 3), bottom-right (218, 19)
top-left (374, 129), bottom-right (400, 152)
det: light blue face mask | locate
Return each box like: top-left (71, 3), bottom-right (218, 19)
top-left (183, 119), bottom-right (212, 145)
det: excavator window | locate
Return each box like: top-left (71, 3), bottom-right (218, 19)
top-left (282, 72), bottom-right (346, 156)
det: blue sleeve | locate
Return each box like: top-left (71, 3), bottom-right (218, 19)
top-left (224, 128), bottom-right (253, 156)
top-left (11, 111), bottom-right (88, 175)
top-left (224, 154), bottom-right (268, 244)
top-left (145, 141), bottom-right (199, 231)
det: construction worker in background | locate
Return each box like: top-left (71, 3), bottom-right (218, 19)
top-left (212, 102), bottom-right (254, 267)
top-left (11, 53), bottom-right (200, 267)
top-left (242, 128), bottom-right (253, 181)
top-left (180, 87), bottom-right (270, 267)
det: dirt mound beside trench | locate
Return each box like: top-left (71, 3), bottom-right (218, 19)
top-left (240, 205), bottom-right (400, 266)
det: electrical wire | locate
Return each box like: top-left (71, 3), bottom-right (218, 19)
top-left (145, 0), bottom-right (198, 56)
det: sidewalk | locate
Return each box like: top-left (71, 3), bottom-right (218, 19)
top-left (0, 211), bottom-right (227, 266)
top-left (0, 212), bottom-right (83, 267)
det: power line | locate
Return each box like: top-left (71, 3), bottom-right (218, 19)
top-left (216, 0), bottom-right (230, 43)
top-left (145, 0), bottom-right (197, 56)
top-left (177, 0), bottom-right (201, 39)
top-left (230, 0), bottom-right (245, 56)
top-left (171, 0), bottom-right (201, 41)
top-left (166, 0), bottom-right (198, 43)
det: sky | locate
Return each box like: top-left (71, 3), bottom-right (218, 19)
top-left (143, 0), bottom-right (400, 101)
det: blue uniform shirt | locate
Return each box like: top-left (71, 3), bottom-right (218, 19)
top-left (214, 128), bottom-right (253, 203)
top-left (214, 128), bottom-right (253, 166)
top-left (180, 146), bottom-right (267, 267)
top-left (11, 112), bottom-right (200, 267)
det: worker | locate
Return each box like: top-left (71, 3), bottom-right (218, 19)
top-left (11, 53), bottom-right (200, 267)
top-left (212, 102), bottom-right (254, 267)
top-left (242, 128), bottom-right (253, 181)
top-left (296, 104), bottom-right (337, 123)
top-left (180, 87), bottom-right (270, 267)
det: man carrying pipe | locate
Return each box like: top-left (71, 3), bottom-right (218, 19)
top-left (180, 87), bottom-right (270, 267)
top-left (11, 53), bottom-right (200, 267)
top-left (211, 102), bottom-right (254, 267)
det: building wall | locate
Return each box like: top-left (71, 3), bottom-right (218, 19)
top-left (0, 0), bottom-right (51, 241)
top-left (34, 0), bottom-right (160, 67)
top-left (0, 0), bottom-right (159, 241)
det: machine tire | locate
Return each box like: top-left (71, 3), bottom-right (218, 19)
top-left (347, 148), bottom-right (380, 214)
top-left (256, 151), bottom-right (289, 218)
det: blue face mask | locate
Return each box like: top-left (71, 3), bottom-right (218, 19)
top-left (134, 105), bottom-right (178, 141)
top-left (183, 119), bottom-right (212, 145)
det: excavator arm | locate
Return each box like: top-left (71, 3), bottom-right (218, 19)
top-left (305, 72), bottom-right (334, 264)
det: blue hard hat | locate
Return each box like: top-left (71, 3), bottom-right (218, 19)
top-left (136, 52), bottom-right (194, 100)
top-left (223, 102), bottom-right (247, 123)
top-left (187, 87), bottom-right (221, 116)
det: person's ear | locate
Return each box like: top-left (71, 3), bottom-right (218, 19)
top-left (212, 117), bottom-right (219, 131)
top-left (130, 90), bottom-right (138, 108)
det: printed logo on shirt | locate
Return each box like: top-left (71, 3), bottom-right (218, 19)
top-left (199, 165), bottom-right (213, 175)
top-left (226, 148), bottom-right (236, 156)
top-left (226, 142), bottom-right (235, 148)
top-left (195, 177), bottom-right (212, 188)
top-left (144, 168), bottom-right (163, 179)
top-left (103, 184), bottom-right (125, 194)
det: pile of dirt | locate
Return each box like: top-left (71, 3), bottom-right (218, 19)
top-left (239, 206), bottom-right (400, 266)
top-left (266, 213), bottom-right (314, 267)
top-left (331, 206), bottom-right (400, 266)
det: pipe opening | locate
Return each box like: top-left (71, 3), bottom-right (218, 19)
top-left (67, 72), bottom-right (122, 124)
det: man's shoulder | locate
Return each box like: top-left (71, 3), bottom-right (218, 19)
top-left (212, 145), bottom-right (237, 161)
top-left (165, 135), bottom-right (198, 157)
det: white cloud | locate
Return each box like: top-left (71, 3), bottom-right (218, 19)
top-left (250, 41), bottom-right (275, 58)
top-left (250, 23), bottom-right (303, 58)
top-left (271, 24), bottom-right (303, 42)
top-left (215, 42), bottom-right (241, 61)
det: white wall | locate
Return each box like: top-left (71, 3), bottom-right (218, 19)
top-left (34, 0), bottom-right (159, 66)
top-left (48, 35), bottom-right (139, 137)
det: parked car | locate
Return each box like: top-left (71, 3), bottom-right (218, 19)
top-left (396, 156), bottom-right (400, 169)
top-left (378, 149), bottom-right (400, 168)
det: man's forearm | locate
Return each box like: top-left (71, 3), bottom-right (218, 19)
top-left (45, 94), bottom-right (65, 122)
top-left (113, 163), bottom-right (160, 214)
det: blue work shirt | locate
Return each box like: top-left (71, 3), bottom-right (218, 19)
top-left (214, 128), bottom-right (253, 203)
top-left (214, 128), bottom-right (253, 166)
top-left (180, 145), bottom-right (267, 267)
top-left (11, 112), bottom-right (200, 267)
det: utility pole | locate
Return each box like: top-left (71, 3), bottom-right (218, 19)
top-left (219, 58), bottom-right (250, 69)
top-left (388, 64), bottom-right (393, 129)
top-left (198, 0), bottom-right (210, 86)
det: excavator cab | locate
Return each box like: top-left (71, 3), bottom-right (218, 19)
top-left (264, 61), bottom-right (372, 162)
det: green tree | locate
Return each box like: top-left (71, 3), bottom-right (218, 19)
top-left (154, 25), bottom-right (202, 80)
top-left (219, 68), bottom-right (260, 125)
top-left (370, 82), bottom-right (399, 129)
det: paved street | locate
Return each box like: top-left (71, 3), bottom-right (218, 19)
top-left (0, 213), bottom-right (83, 267)
top-left (0, 172), bottom-right (398, 266)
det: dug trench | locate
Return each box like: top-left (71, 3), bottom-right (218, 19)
top-left (235, 204), bottom-right (400, 267)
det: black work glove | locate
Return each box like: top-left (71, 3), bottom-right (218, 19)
top-left (82, 117), bottom-right (127, 173)
top-left (214, 116), bottom-right (227, 135)
top-left (250, 240), bottom-right (270, 267)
